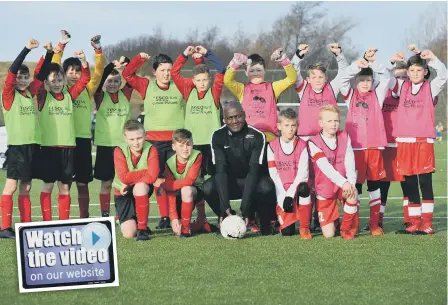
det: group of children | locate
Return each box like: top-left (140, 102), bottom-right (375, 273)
top-left (1, 30), bottom-right (446, 241)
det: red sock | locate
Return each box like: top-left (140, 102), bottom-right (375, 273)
top-left (77, 185), bottom-right (90, 218)
top-left (181, 201), bottom-right (194, 234)
top-left (379, 202), bottom-right (386, 225)
top-left (368, 189), bottom-right (381, 228)
top-left (298, 197), bottom-right (312, 229)
top-left (421, 200), bottom-right (434, 227)
top-left (195, 200), bottom-right (206, 222)
top-left (100, 193), bottom-right (110, 215)
top-left (135, 194), bottom-right (149, 230)
top-left (18, 195), bottom-right (31, 223)
top-left (1, 195), bottom-right (13, 229)
top-left (341, 201), bottom-right (357, 232)
top-left (155, 187), bottom-right (169, 217)
top-left (58, 194), bottom-right (71, 220)
top-left (40, 192), bottom-right (52, 221)
top-left (403, 197), bottom-right (410, 223)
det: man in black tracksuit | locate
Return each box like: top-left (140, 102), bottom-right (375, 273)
top-left (203, 101), bottom-right (277, 235)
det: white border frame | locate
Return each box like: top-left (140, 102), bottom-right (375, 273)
top-left (15, 217), bottom-right (119, 293)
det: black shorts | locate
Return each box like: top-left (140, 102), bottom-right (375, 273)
top-left (193, 144), bottom-right (215, 176)
top-left (39, 146), bottom-right (75, 184)
top-left (173, 186), bottom-right (204, 219)
top-left (94, 146), bottom-right (115, 181)
top-left (114, 185), bottom-right (154, 224)
top-left (148, 140), bottom-right (174, 177)
top-left (74, 137), bottom-right (93, 184)
top-left (6, 144), bottom-right (40, 181)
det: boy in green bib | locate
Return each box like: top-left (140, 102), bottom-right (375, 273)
top-left (113, 120), bottom-right (159, 241)
top-left (93, 57), bottom-right (132, 218)
top-left (38, 48), bottom-right (91, 221)
top-left (51, 30), bottom-right (104, 219)
top-left (0, 39), bottom-right (53, 238)
top-left (159, 129), bottom-right (216, 237)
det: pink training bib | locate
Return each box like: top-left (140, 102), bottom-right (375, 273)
top-left (310, 131), bottom-right (348, 199)
top-left (269, 137), bottom-right (307, 191)
top-left (243, 82), bottom-right (278, 135)
top-left (393, 80), bottom-right (435, 138)
top-left (345, 90), bottom-right (387, 149)
top-left (382, 90), bottom-right (400, 144)
top-left (298, 83), bottom-right (338, 136)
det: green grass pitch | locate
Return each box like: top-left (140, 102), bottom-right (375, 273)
top-left (0, 144), bottom-right (446, 304)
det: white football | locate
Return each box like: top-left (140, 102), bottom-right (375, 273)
top-left (220, 215), bottom-right (247, 239)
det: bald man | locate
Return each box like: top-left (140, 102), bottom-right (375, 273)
top-left (203, 101), bottom-right (277, 235)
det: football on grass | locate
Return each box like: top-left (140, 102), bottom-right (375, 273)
top-left (220, 215), bottom-right (247, 239)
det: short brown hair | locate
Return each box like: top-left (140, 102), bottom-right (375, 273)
top-left (192, 64), bottom-right (209, 77)
top-left (278, 108), bottom-right (298, 121)
top-left (394, 61), bottom-right (407, 70)
top-left (319, 105), bottom-right (340, 119)
top-left (307, 63), bottom-right (327, 76)
top-left (172, 128), bottom-right (193, 144)
top-left (123, 119), bottom-right (144, 133)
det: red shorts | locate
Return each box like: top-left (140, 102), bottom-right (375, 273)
top-left (276, 205), bottom-right (300, 231)
top-left (396, 142), bottom-right (435, 176)
top-left (316, 190), bottom-right (343, 227)
top-left (354, 149), bottom-right (385, 184)
top-left (381, 147), bottom-right (404, 182)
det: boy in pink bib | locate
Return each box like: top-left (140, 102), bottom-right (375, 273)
top-left (224, 49), bottom-right (297, 142)
top-left (308, 105), bottom-right (358, 240)
top-left (339, 49), bottom-right (390, 236)
top-left (267, 109), bottom-right (312, 239)
top-left (388, 44), bottom-right (447, 235)
top-left (291, 43), bottom-right (349, 141)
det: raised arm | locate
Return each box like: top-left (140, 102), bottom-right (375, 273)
top-left (51, 30), bottom-right (71, 65)
top-left (86, 35), bottom-right (105, 97)
top-left (339, 58), bottom-right (370, 103)
top-left (170, 46), bottom-right (196, 100)
top-left (422, 50), bottom-right (448, 98)
top-left (2, 40), bottom-right (35, 110)
top-left (223, 53), bottom-right (247, 102)
top-left (271, 48), bottom-right (298, 100)
top-left (290, 44), bottom-right (308, 97)
top-left (68, 50), bottom-right (90, 100)
top-left (121, 53), bottom-right (150, 99)
top-left (329, 43), bottom-right (350, 95)
top-left (202, 47), bottom-right (226, 107)
top-left (29, 45), bottom-right (54, 96)
top-left (363, 49), bottom-right (391, 107)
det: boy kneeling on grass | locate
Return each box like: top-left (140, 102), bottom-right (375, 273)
top-left (158, 129), bottom-right (216, 238)
top-left (308, 105), bottom-right (358, 239)
top-left (112, 120), bottom-right (159, 241)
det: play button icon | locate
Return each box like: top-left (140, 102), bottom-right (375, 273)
top-left (81, 223), bottom-right (111, 250)
top-left (92, 232), bottom-right (100, 245)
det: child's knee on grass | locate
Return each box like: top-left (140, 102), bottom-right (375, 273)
top-left (2, 179), bottom-right (18, 195)
top-left (322, 222), bottom-right (336, 238)
top-left (133, 183), bottom-right (149, 196)
top-left (181, 186), bottom-right (195, 201)
top-left (121, 220), bottom-right (137, 238)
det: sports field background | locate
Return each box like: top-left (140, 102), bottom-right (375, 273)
top-left (0, 143), bottom-right (445, 304)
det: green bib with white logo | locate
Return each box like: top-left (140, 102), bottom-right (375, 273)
top-left (144, 80), bottom-right (185, 132)
top-left (72, 88), bottom-right (93, 139)
top-left (112, 141), bottom-right (153, 190)
top-left (94, 90), bottom-right (131, 147)
top-left (2, 90), bottom-right (40, 145)
top-left (184, 89), bottom-right (220, 145)
top-left (166, 149), bottom-right (204, 187)
top-left (39, 89), bottom-right (75, 146)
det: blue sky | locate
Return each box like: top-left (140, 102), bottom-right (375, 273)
top-left (0, 1), bottom-right (445, 63)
